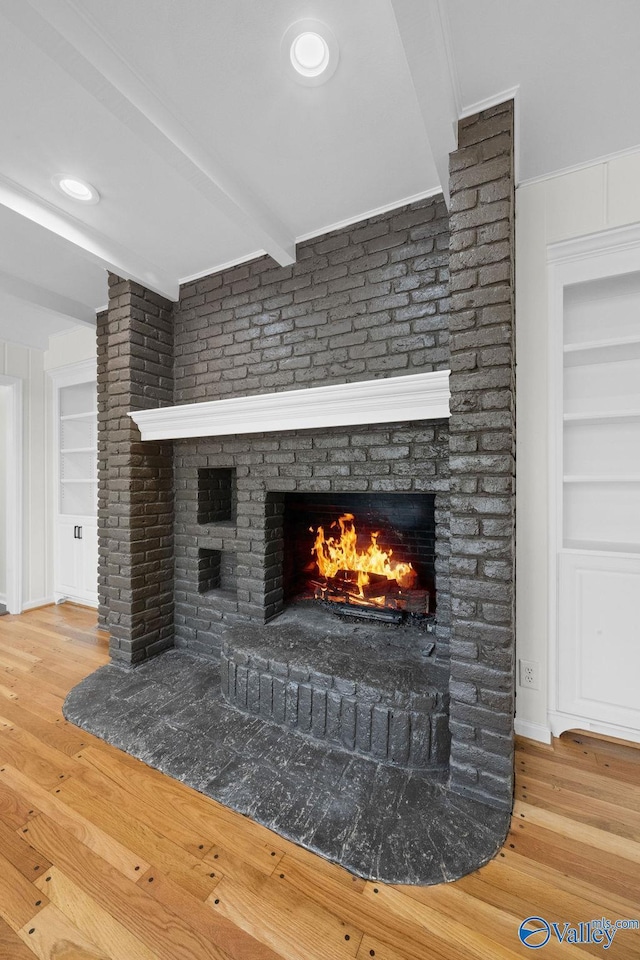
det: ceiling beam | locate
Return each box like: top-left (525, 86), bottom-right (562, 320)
top-left (2, 0), bottom-right (296, 268)
top-left (0, 173), bottom-right (178, 301)
top-left (0, 268), bottom-right (96, 325)
top-left (390, 0), bottom-right (460, 207)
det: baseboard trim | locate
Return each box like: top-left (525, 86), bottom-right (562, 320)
top-left (22, 597), bottom-right (55, 612)
top-left (514, 718), bottom-right (552, 744)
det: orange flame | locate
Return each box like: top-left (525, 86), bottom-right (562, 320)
top-left (312, 513), bottom-right (416, 597)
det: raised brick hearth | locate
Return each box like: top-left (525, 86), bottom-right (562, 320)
top-left (93, 101), bottom-right (515, 818)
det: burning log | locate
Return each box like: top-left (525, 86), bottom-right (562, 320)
top-left (304, 513), bottom-right (431, 619)
top-left (362, 573), bottom-right (398, 599)
top-left (398, 589), bottom-right (430, 615)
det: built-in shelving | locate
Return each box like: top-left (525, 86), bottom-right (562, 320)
top-left (563, 475), bottom-right (640, 483)
top-left (51, 364), bottom-right (98, 607)
top-left (564, 539), bottom-right (640, 555)
top-left (563, 335), bottom-right (640, 365)
top-left (563, 411), bottom-right (640, 423)
top-left (549, 228), bottom-right (640, 744)
top-left (561, 271), bottom-right (640, 555)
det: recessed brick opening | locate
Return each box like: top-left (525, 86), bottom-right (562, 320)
top-left (197, 547), bottom-right (237, 597)
top-left (197, 467), bottom-right (236, 525)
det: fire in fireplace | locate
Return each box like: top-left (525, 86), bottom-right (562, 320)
top-left (283, 493), bottom-right (436, 625)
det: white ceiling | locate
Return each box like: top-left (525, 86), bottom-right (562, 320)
top-left (0, 0), bottom-right (639, 349)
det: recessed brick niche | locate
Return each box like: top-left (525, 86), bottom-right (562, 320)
top-left (97, 101), bottom-right (515, 811)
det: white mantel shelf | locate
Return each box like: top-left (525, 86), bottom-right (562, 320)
top-left (129, 371), bottom-right (451, 440)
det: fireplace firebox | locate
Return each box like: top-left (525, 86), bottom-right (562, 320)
top-left (283, 492), bottom-right (436, 626)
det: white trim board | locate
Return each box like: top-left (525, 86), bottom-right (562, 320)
top-left (130, 371), bottom-right (451, 441)
top-left (514, 718), bottom-right (552, 745)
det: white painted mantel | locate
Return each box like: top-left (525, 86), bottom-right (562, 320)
top-left (129, 371), bottom-right (451, 440)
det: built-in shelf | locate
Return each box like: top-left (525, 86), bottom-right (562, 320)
top-left (563, 336), bottom-right (640, 366)
top-left (52, 363), bottom-right (98, 607)
top-left (563, 475), bottom-right (640, 483)
top-left (563, 410), bottom-right (640, 424)
top-left (563, 539), bottom-right (640, 556)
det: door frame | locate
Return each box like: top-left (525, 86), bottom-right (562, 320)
top-left (48, 359), bottom-right (98, 607)
top-left (0, 375), bottom-right (23, 614)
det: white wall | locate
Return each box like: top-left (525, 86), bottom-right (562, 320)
top-left (0, 386), bottom-right (7, 602)
top-left (0, 325), bottom-right (96, 611)
top-left (515, 148), bottom-right (640, 741)
top-left (0, 338), bottom-right (47, 608)
top-left (45, 326), bottom-right (96, 372)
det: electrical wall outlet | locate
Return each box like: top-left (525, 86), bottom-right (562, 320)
top-left (519, 659), bottom-right (540, 690)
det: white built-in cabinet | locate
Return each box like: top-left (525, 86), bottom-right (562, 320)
top-left (50, 361), bottom-right (98, 607)
top-left (549, 226), bottom-right (640, 743)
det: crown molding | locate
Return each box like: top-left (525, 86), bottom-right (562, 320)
top-left (460, 86), bottom-right (520, 186)
top-left (130, 371), bottom-right (451, 441)
top-left (296, 187), bottom-right (444, 244)
top-left (179, 252), bottom-right (266, 287)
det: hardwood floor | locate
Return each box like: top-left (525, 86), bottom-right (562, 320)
top-left (0, 606), bottom-right (639, 960)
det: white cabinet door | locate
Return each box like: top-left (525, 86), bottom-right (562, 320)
top-left (54, 517), bottom-right (98, 606)
top-left (55, 518), bottom-right (80, 599)
top-left (79, 520), bottom-right (98, 601)
top-left (557, 551), bottom-right (640, 738)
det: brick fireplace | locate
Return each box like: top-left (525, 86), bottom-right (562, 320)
top-left (96, 101), bottom-right (515, 814)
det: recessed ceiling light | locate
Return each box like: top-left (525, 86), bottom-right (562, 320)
top-left (53, 175), bottom-right (100, 204)
top-left (290, 32), bottom-right (329, 77)
top-left (282, 21), bottom-right (339, 86)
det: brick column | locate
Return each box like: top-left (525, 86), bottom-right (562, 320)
top-left (447, 100), bottom-right (516, 808)
top-left (97, 275), bottom-right (175, 665)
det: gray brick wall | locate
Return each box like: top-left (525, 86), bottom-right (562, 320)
top-left (97, 276), bottom-right (175, 664)
top-left (447, 101), bottom-right (516, 809)
top-left (174, 196), bottom-right (450, 401)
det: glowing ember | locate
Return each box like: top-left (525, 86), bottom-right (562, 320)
top-left (312, 513), bottom-right (417, 600)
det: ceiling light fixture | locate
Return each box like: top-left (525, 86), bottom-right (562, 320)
top-left (290, 32), bottom-right (329, 77)
top-left (282, 21), bottom-right (339, 86)
top-left (53, 175), bottom-right (100, 204)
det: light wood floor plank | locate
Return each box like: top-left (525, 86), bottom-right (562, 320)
top-left (18, 904), bottom-right (112, 960)
top-left (0, 818), bottom-right (51, 880)
top-left (22, 814), bottom-right (235, 960)
top-left (135, 867), bottom-right (282, 960)
top-left (33, 868), bottom-right (160, 960)
top-left (0, 766), bottom-right (148, 881)
top-left (0, 852), bottom-right (48, 932)
top-left (0, 916), bottom-right (38, 960)
top-left (208, 867), bottom-right (364, 960)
